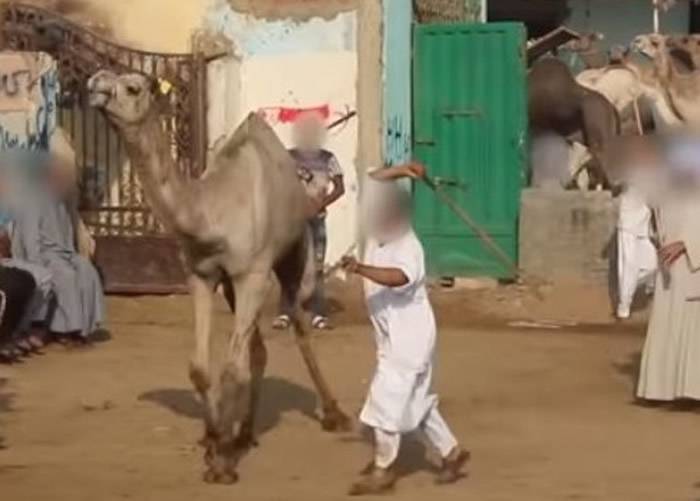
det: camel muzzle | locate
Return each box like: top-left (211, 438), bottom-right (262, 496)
top-left (87, 71), bottom-right (117, 108)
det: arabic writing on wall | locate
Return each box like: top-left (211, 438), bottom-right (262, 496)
top-left (0, 53), bottom-right (59, 151)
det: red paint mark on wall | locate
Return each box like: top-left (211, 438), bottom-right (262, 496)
top-left (257, 105), bottom-right (329, 125)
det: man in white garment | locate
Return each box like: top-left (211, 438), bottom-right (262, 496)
top-left (637, 133), bottom-right (700, 402)
top-left (616, 171), bottom-right (658, 320)
top-left (341, 162), bottom-right (468, 495)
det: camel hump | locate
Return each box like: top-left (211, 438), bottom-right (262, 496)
top-left (218, 112), bottom-right (288, 163)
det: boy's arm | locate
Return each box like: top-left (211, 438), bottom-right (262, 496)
top-left (368, 162), bottom-right (426, 182)
top-left (342, 257), bottom-right (409, 287)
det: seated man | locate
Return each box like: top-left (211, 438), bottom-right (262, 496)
top-left (1, 227), bottom-right (53, 354)
top-left (0, 258), bottom-right (38, 363)
top-left (11, 154), bottom-right (104, 345)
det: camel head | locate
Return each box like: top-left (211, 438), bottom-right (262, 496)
top-left (564, 32), bottom-right (604, 53)
top-left (609, 45), bottom-right (631, 65)
top-left (87, 70), bottom-right (160, 128)
top-left (632, 33), bottom-right (667, 60)
top-left (665, 35), bottom-right (700, 73)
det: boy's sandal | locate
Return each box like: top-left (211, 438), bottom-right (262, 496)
top-left (311, 316), bottom-right (333, 330)
top-left (435, 449), bottom-right (470, 485)
top-left (272, 315), bottom-right (291, 330)
top-left (348, 468), bottom-right (396, 496)
top-left (0, 346), bottom-right (17, 364)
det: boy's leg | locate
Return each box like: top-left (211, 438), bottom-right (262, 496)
top-left (422, 407), bottom-right (469, 484)
top-left (349, 428), bottom-right (398, 496)
top-left (309, 217), bottom-right (329, 327)
top-left (272, 288), bottom-right (294, 329)
top-left (374, 428), bottom-right (400, 469)
top-left (616, 230), bottom-right (638, 319)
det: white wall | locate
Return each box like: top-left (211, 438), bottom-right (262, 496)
top-left (205, 6), bottom-right (360, 266)
top-left (240, 52), bottom-right (358, 265)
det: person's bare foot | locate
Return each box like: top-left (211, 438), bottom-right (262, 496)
top-left (348, 467), bottom-right (396, 496)
top-left (435, 448), bottom-right (470, 485)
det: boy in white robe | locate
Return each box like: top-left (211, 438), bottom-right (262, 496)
top-left (616, 184), bottom-right (657, 319)
top-left (342, 163), bottom-right (468, 495)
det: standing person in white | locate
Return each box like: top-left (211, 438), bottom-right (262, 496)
top-left (637, 134), bottom-right (700, 402)
top-left (616, 183), bottom-right (657, 319)
top-left (342, 163), bottom-right (468, 495)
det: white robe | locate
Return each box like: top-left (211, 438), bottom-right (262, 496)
top-left (616, 188), bottom-right (657, 317)
top-left (359, 229), bottom-right (439, 433)
top-left (637, 191), bottom-right (700, 400)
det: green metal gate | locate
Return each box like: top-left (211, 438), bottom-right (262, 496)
top-left (412, 22), bottom-right (527, 278)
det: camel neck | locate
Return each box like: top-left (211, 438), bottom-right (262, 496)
top-left (122, 115), bottom-right (199, 235)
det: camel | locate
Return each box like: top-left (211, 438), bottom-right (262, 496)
top-left (633, 33), bottom-right (700, 127)
top-left (86, 70), bottom-right (350, 484)
top-left (575, 45), bottom-right (679, 133)
top-left (564, 32), bottom-right (607, 69)
top-left (528, 56), bottom-right (620, 188)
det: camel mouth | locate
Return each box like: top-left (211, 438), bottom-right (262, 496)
top-left (87, 71), bottom-right (117, 108)
top-left (88, 89), bottom-right (112, 108)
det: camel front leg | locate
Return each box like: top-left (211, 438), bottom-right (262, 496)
top-left (290, 316), bottom-right (352, 432)
top-left (205, 271), bottom-right (269, 484)
top-left (188, 274), bottom-right (218, 450)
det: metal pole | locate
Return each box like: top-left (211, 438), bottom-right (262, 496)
top-left (653, 0), bottom-right (660, 33)
top-left (480, 0), bottom-right (487, 22)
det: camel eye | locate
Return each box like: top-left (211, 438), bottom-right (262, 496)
top-left (126, 84), bottom-right (141, 96)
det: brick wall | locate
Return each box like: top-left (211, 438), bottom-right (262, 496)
top-left (520, 188), bottom-right (618, 286)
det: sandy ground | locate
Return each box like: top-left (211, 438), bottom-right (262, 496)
top-left (2, 282), bottom-right (700, 501)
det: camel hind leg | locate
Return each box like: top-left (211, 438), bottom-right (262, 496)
top-left (275, 231), bottom-right (351, 432)
top-left (236, 325), bottom-right (267, 449)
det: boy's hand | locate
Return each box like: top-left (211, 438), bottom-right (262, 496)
top-left (659, 241), bottom-right (686, 267)
top-left (405, 162), bottom-right (426, 180)
top-left (341, 255), bottom-right (360, 274)
top-left (305, 196), bottom-right (325, 217)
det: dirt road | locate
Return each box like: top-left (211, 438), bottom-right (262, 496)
top-left (1, 288), bottom-right (700, 501)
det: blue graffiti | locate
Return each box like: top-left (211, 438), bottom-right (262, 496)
top-left (0, 65), bottom-right (59, 152)
top-left (385, 115), bottom-right (411, 166)
top-left (0, 70), bottom-right (31, 97)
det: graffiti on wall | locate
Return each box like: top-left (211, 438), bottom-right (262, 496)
top-left (0, 53), bottom-right (59, 151)
top-left (385, 115), bottom-right (411, 166)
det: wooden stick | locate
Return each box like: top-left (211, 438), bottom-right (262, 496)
top-left (421, 176), bottom-right (520, 278)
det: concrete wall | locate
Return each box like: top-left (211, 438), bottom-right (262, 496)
top-left (520, 189), bottom-right (617, 286)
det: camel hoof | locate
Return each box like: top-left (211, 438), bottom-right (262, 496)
top-left (321, 408), bottom-right (353, 432)
top-left (235, 433), bottom-right (259, 450)
top-left (203, 468), bottom-right (239, 485)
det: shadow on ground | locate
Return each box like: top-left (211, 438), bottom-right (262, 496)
top-left (138, 376), bottom-right (317, 437)
top-left (613, 350), bottom-right (641, 394)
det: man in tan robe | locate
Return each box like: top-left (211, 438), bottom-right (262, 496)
top-left (637, 136), bottom-right (700, 401)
